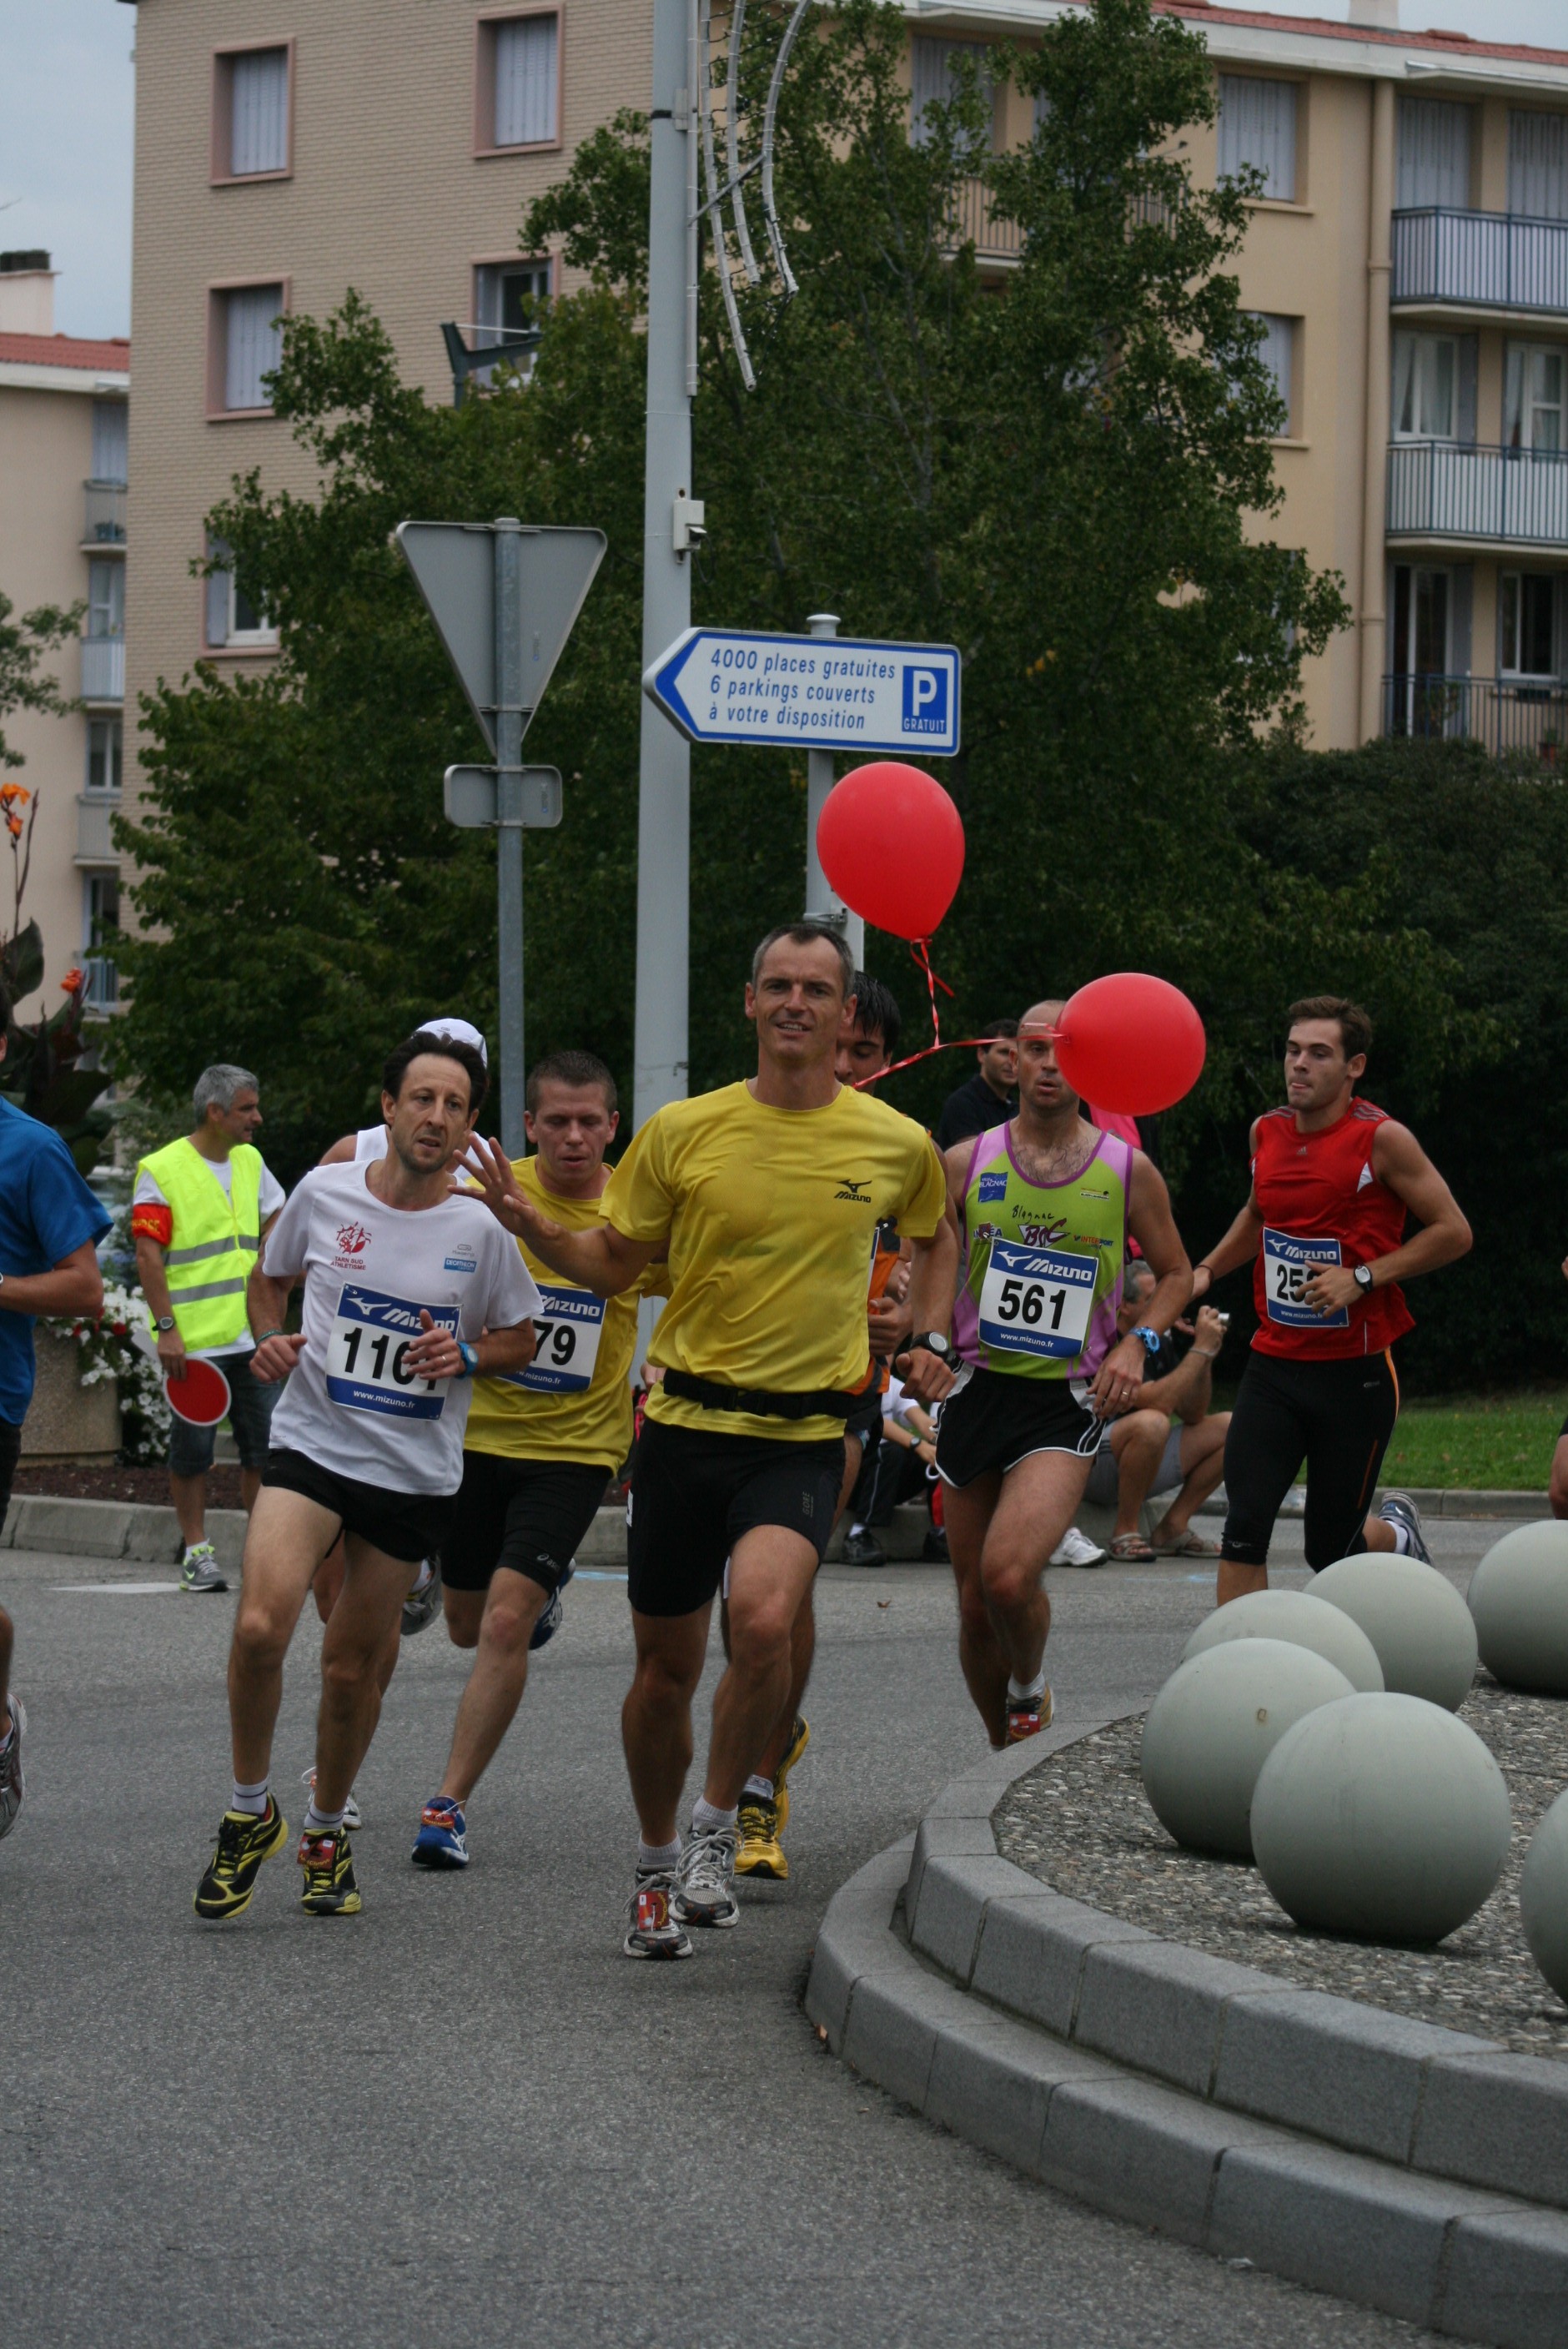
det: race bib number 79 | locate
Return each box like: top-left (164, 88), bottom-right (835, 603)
top-left (978, 1238), bottom-right (1098, 1361)
top-left (1262, 1230), bottom-right (1348, 1330)
top-left (499, 1284), bottom-right (606, 1396)
top-left (325, 1285), bottom-right (459, 1420)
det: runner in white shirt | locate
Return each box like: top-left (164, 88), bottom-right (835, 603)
top-left (317, 1016), bottom-right (488, 1170)
top-left (193, 1032), bottom-right (540, 1924)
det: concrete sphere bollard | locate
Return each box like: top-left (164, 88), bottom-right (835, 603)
top-left (1520, 1790), bottom-right (1568, 2004)
top-left (1466, 1522), bottom-right (1568, 1696)
top-left (1183, 1588), bottom-right (1384, 1693)
top-left (1312, 1554), bottom-right (1477, 1712)
top-left (1251, 1693), bottom-right (1511, 1943)
top-left (1142, 1639), bottom-right (1356, 1860)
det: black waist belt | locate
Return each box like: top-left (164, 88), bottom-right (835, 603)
top-left (662, 1368), bottom-right (860, 1422)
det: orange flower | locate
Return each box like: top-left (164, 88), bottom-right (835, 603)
top-left (60, 966), bottom-right (84, 993)
top-left (0, 782), bottom-right (30, 807)
top-left (5, 814), bottom-right (23, 838)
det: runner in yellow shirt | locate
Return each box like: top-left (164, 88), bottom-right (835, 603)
top-left (411, 1051), bottom-right (661, 1871)
top-left (465, 923), bottom-right (957, 1959)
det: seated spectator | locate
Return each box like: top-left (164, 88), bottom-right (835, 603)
top-left (933, 1020), bottom-right (1018, 1149)
top-left (842, 1377), bottom-right (945, 1567)
top-left (1082, 1265), bottom-right (1230, 1561)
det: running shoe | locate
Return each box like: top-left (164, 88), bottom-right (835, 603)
top-left (673, 1824), bottom-right (740, 1929)
top-left (530, 1562), bottom-right (575, 1652)
top-left (301, 1768), bottom-right (362, 1832)
top-left (623, 1868), bottom-right (693, 1960)
top-left (193, 1794), bottom-right (289, 1919)
top-left (0, 1694), bottom-right (26, 1842)
top-left (772, 1713), bottom-right (810, 1835)
top-left (840, 1530), bottom-right (887, 1569)
top-left (178, 1542), bottom-right (229, 1595)
top-left (1005, 1684), bottom-right (1054, 1744)
top-left (400, 1557), bottom-right (443, 1638)
top-left (410, 1795), bottom-right (469, 1869)
top-left (735, 1793), bottom-right (787, 1881)
top-left (1050, 1527), bottom-right (1106, 1568)
top-left (1380, 1490), bottom-right (1432, 1565)
top-left (298, 1826), bottom-right (361, 1916)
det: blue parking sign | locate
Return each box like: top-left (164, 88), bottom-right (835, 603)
top-left (902, 664), bottom-right (948, 737)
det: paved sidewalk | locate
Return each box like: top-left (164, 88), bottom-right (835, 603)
top-left (0, 1520), bottom-right (1483, 2346)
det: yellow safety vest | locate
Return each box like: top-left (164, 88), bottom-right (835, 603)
top-left (136, 1137), bottom-right (264, 1351)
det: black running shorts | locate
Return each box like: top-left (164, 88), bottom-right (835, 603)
top-left (263, 1446), bottom-right (455, 1565)
top-left (626, 1418), bottom-right (846, 1618)
top-left (442, 1451), bottom-right (609, 1597)
top-left (934, 1366), bottom-right (1103, 1490)
top-left (1221, 1350), bottom-right (1399, 1573)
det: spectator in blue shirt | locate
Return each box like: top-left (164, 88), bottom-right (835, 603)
top-left (0, 977), bottom-right (111, 1843)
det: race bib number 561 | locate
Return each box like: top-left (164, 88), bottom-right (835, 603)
top-left (978, 1238), bottom-right (1099, 1361)
top-left (325, 1285), bottom-right (459, 1419)
top-left (1263, 1230), bottom-right (1348, 1330)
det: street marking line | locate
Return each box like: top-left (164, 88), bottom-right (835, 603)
top-left (53, 1580), bottom-right (183, 1594)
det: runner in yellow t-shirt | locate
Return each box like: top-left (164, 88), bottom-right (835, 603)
top-left (465, 923), bottom-right (957, 1959)
top-left (411, 1050), bottom-right (661, 1872)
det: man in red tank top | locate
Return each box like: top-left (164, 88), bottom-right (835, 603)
top-left (1192, 996), bottom-right (1471, 1605)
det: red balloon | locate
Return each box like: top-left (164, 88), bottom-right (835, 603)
top-left (817, 762), bottom-right (965, 941)
top-left (1053, 973), bottom-right (1206, 1116)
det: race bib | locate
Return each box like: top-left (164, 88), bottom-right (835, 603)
top-left (1263, 1229), bottom-right (1348, 1330)
top-left (978, 1238), bottom-right (1098, 1361)
top-left (325, 1284), bottom-right (459, 1420)
top-left (500, 1284), bottom-right (606, 1396)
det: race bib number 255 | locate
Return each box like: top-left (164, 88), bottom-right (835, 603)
top-left (325, 1285), bottom-right (459, 1420)
top-left (1263, 1230), bottom-right (1348, 1330)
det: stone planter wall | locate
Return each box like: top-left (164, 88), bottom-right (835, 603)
top-left (20, 1330), bottom-right (121, 1462)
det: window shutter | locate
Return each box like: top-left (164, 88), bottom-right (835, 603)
top-left (909, 38), bottom-right (992, 156)
top-left (231, 48), bottom-right (289, 176)
top-left (1456, 336), bottom-right (1478, 445)
top-left (1450, 566), bottom-right (1473, 677)
top-left (1397, 98), bottom-right (1471, 210)
top-left (1219, 78), bottom-right (1297, 202)
top-left (494, 16), bottom-right (558, 148)
top-left (1509, 111), bottom-right (1568, 221)
top-left (206, 541), bottom-right (230, 648)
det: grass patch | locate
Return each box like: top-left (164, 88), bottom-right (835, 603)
top-left (1381, 1390), bottom-right (1566, 1491)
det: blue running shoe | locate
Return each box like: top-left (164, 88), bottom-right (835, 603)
top-left (1378, 1489), bottom-right (1431, 1565)
top-left (530, 1562), bottom-right (575, 1652)
top-left (411, 1795), bottom-right (469, 1869)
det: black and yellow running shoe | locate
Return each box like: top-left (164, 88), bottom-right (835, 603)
top-left (735, 1793), bottom-right (787, 1881)
top-left (193, 1795), bottom-right (288, 1920)
top-left (772, 1713), bottom-right (810, 1834)
top-left (298, 1827), bottom-right (362, 1916)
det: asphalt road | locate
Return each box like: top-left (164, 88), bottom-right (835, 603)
top-left (2, 1519), bottom-right (1492, 2348)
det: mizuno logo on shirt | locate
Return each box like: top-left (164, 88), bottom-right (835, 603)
top-left (836, 1178), bottom-right (872, 1201)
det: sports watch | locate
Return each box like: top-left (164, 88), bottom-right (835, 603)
top-left (1353, 1264), bottom-right (1375, 1294)
top-left (1130, 1325), bottom-right (1163, 1356)
top-left (908, 1330), bottom-right (952, 1363)
top-left (455, 1340), bottom-right (479, 1377)
top-left (155, 1315), bottom-right (177, 1333)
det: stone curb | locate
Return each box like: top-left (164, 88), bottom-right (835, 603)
top-left (807, 1825), bottom-right (1568, 2347)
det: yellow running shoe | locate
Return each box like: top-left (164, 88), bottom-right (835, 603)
top-left (735, 1793), bottom-right (787, 1881)
top-left (298, 1826), bottom-right (362, 1916)
top-left (193, 1795), bottom-right (288, 1920)
top-left (771, 1713), bottom-right (810, 1834)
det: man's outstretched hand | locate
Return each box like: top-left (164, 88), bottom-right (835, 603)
top-left (460, 1135), bottom-right (545, 1244)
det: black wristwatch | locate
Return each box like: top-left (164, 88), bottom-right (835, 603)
top-left (1353, 1264), bottom-right (1375, 1295)
top-left (155, 1315), bottom-right (177, 1333)
top-left (908, 1330), bottom-right (952, 1362)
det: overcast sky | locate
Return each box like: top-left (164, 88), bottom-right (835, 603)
top-left (0, 0), bottom-right (1565, 345)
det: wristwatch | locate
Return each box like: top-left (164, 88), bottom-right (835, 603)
top-left (1353, 1264), bottom-right (1375, 1295)
top-left (155, 1315), bottom-right (177, 1333)
top-left (455, 1340), bottom-right (479, 1377)
top-left (1130, 1324), bottom-right (1163, 1356)
top-left (908, 1330), bottom-right (952, 1362)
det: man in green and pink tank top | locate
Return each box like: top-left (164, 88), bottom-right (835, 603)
top-left (917, 1000), bottom-right (1193, 1749)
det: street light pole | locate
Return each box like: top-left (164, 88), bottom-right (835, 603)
top-left (494, 518), bottom-right (526, 1154)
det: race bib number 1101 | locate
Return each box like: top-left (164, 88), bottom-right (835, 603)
top-left (325, 1285), bottom-right (459, 1420)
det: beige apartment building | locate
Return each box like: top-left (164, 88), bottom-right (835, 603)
top-left (0, 253), bottom-right (129, 1029)
top-left (123, 1), bottom-right (1568, 783)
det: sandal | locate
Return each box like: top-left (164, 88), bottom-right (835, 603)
top-left (1148, 1526), bottom-right (1221, 1557)
top-left (1108, 1532), bottom-right (1157, 1562)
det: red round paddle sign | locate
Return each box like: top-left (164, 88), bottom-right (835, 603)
top-left (164, 1356), bottom-right (233, 1426)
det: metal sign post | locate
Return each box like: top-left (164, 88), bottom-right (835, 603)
top-left (396, 517), bottom-right (606, 1154)
top-left (801, 613), bottom-right (862, 965)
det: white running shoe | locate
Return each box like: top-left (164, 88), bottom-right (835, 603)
top-left (672, 1825), bottom-right (740, 1929)
top-left (624, 1867), bottom-right (693, 1959)
top-left (1050, 1526), bottom-right (1107, 1568)
top-left (302, 1768), bottom-right (363, 1832)
top-left (0, 1694), bottom-right (25, 1840)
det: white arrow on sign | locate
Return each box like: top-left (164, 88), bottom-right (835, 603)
top-left (396, 522), bottom-right (606, 754)
top-left (643, 626), bottom-right (961, 757)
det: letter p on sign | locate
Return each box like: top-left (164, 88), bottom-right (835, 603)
top-left (902, 665), bottom-right (947, 735)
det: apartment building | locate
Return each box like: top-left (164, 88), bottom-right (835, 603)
top-left (0, 252), bottom-right (129, 1025)
top-left (123, 2), bottom-right (1568, 775)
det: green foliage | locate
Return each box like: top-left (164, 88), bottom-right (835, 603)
top-left (0, 589), bottom-right (80, 772)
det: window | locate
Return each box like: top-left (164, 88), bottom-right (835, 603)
top-left (1397, 98), bottom-right (1470, 210)
top-left (85, 719), bottom-right (122, 794)
top-left (1247, 314), bottom-right (1295, 434)
top-left (1500, 574), bottom-right (1557, 677)
top-left (87, 559), bottom-right (123, 641)
top-left (477, 11), bottom-right (560, 153)
top-left (1393, 332), bottom-right (1455, 440)
top-left (909, 38), bottom-right (995, 157)
top-left (1391, 564), bottom-right (1452, 676)
top-left (213, 44), bottom-right (292, 181)
top-left (1218, 77), bottom-right (1297, 202)
top-left (211, 282), bottom-right (286, 414)
top-left (82, 873), bottom-right (120, 1011)
top-left (204, 537), bottom-right (276, 651)
top-left (1509, 112), bottom-right (1568, 222)
top-left (1506, 344), bottom-right (1565, 452)
top-left (91, 400), bottom-right (127, 485)
top-left (474, 259), bottom-right (550, 373)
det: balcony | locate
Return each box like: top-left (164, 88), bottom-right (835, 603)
top-left (80, 956), bottom-right (119, 1013)
top-left (948, 176), bottom-right (1024, 262)
top-left (1386, 442), bottom-right (1568, 551)
top-left (1392, 209), bottom-right (1568, 319)
top-left (79, 636), bottom-right (124, 703)
top-left (82, 480), bottom-right (126, 546)
top-left (1383, 672), bottom-right (1568, 759)
top-left (75, 794), bottom-right (120, 863)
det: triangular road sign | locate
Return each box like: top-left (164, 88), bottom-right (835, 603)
top-left (396, 521), bottom-right (606, 753)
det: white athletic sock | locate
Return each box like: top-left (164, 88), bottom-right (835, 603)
top-left (742, 1773), bottom-right (774, 1801)
top-left (638, 1836), bottom-right (681, 1874)
top-left (304, 1799), bottom-right (346, 1835)
top-left (848, 1522), bottom-right (868, 1540)
top-left (691, 1796), bottom-right (738, 1836)
top-left (1008, 1668), bottom-right (1047, 1703)
top-left (1388, 1523), bottom-right (1413, 1557)
top-left (231, 1777), bottom-right (269, 1817)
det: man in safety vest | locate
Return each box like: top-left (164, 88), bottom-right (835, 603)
top-left (133, 1063), bottom-right (286, 1592)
